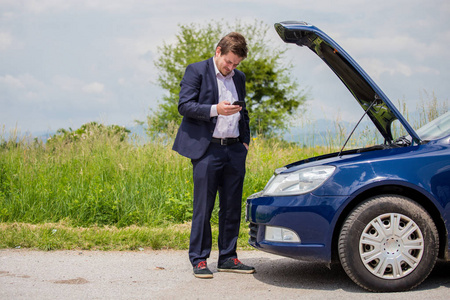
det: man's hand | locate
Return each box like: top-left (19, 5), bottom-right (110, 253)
top-left (217, 101), bottom-right (242, 116)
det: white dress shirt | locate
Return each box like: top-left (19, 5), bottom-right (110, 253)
top-left (210, 60), bottom-right (241, 138)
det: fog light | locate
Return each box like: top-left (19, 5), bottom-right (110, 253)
top-left (265, 226), bottom-right (300, 243)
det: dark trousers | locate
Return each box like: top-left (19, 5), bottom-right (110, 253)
top-left (189, 142), bottom-right (247, 266)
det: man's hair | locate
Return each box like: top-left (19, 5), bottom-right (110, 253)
top-left (217, 32), bottom-right (248, 59)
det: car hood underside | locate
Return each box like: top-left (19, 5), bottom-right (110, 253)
top-left (274, 21), bottom-right (421, 146)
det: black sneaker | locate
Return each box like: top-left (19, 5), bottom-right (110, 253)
top-left (193, 261), bottom-right (213, 279)
top-left (217, 258), bottom-right (255, 274)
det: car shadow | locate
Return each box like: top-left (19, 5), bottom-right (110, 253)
top-left (248, 257), bottom-right (450, 293)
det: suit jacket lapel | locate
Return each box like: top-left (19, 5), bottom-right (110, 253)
top-left (232, 73), bottom-right (245, 101)
top-left (207, 57), bottom-right (219, 104)
top-left (232, 72), bottom-right (246, 125)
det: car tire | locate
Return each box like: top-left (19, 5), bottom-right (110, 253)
top-left (338, 195), bottom-right (439, 292)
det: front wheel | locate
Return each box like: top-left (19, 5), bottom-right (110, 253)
top-left (338, 195), bottom-right (439, 292)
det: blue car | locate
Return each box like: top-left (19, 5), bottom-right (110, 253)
top-left (246, 21), bottom-right (450, 292)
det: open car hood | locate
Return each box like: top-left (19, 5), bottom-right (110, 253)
top-left (275, 21), bottom-right (421, 145)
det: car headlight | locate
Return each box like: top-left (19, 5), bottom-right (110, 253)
top-left (262, 165), bottom-right (336, 196)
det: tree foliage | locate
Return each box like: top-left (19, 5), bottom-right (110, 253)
top-left (149, 19), bottom-right (307, 136)
top-left (47, 122), bottom-right (130, 147)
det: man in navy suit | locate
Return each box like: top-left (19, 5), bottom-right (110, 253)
top-left (173, 32), bottom-right (254, 278)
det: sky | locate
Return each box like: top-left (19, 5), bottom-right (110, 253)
top-left (1, 0), bottom-right (449, 136)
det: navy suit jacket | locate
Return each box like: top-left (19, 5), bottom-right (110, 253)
top-left (172, 57), bottom-right (250, 160)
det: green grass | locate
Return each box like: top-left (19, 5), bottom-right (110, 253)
top-left (0, 221), bottom-right (254, 251)
top-left (0, 125), bottom-right (316, 250)
top-left (0, 126), bottom-right (311, 227)
top-left (0, 95), bottom-right (447, 250)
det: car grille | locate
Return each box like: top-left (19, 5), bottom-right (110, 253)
top-left (248, 222), bottom-right (258, 244)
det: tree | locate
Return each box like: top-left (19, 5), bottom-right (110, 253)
top-left (149, 19), bottom-right (307, 136)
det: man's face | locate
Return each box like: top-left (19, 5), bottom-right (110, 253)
top-left (214, 47), bottom-right (244, 76)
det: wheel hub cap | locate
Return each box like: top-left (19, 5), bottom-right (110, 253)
top-left (384, 237), bottom-right (400, 255)
top-left (359, 213), bottom-right (424, 279)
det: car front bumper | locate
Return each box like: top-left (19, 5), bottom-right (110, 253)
top-left (246, 192), bottom-right (347, 263)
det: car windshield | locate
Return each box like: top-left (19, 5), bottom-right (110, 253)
top-left (415, 111), bottom-right (450, 141)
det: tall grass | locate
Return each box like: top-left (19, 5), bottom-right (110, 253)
top-left (1, 127), bottom-right (187, 226)
top-left (290, 92), bottom-right (448, 150)
top-left (0, 123), bottom-right (313, 228)
top-left (0, 95), bottom-right (447, 250)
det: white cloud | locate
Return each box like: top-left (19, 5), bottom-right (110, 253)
top-left (2, 0), bottom-right (192, 14)
top-left (82, 82), bottom-right (105, 94)
top-left (52, 75), bottom-right (83, 92)
top-left (366, 58), bottom-right (440, 79)
top-left (344, 36), bottom-right (413, 55)
top-left (52, 76), bottom-right (106, 95)
top-left (359, 58), bottom-right (413, 79)
top-left (343, 34), bottom-right (447, 63)
top-left (0, 32), bottom-right (12, 50)
top-left (0, 74), bottom-right (24, 89)
top-left (0, 73), bottom-right (46, 95)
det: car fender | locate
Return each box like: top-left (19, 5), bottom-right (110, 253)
top-left (327, 178), bottom-right (448, 262)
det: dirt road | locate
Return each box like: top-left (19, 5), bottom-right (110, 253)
top-left (1, 249), bottom-right (449, 299)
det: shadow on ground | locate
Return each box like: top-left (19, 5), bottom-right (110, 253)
top-left (245, 256), bottom-right (450, 293)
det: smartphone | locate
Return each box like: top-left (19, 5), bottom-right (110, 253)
top-left (232, 101), bottom-right (245, 106)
